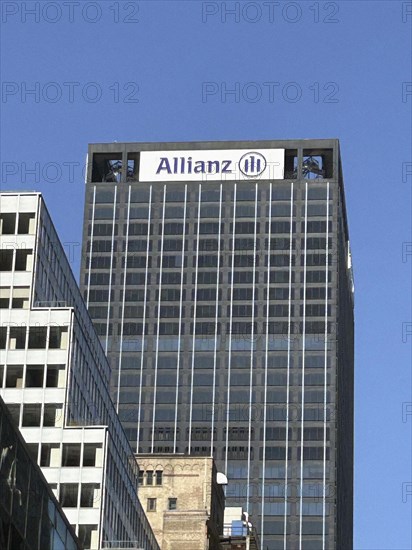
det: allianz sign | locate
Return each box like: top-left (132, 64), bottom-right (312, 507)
top-left (139, 148), bottom-right (285, 182)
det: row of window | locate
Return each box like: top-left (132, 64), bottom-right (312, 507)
top-left (146, 497), bottom-right (176, 512)
top-left (0, 249), bottom-right (33, 272)
top-left (86, 288), bottom-right (330, 304)
top-left (57, 483), bottom-right (101, 509)
top-left (138, 469), bottom-right (163, 486)
top-left (121, 404), bottom-right (334, 424)
top-left (89, 303), bottom-right (330, 320)
top-left (147, 426), bottom-right (329, 442)
top-left (122, 372), bottom-right (329, 391)
top-left (136, 447), bottom-right (330, 461)
top-left (0, 286), bottom-right (30, 308)
top-left (88, 219), bottom-right (333, 237)
top-left (228, 463), bottom-right (330, 479)
top-left (0, 363), bottom-right (65, 388)
top-left (6, 402), bottom-right (63, 428)
top-left (117, 353), bottom-right (327, 370)
top-left (149, 388), bottom-right (329, 405)
top-left (0, 212), bottom-right (35, 235)
top-left (91, 184), bottom-right (333, 202)
top-left (89, 236), bottom-right (330, 253)
top-left (92, 203), bottom-right (333, 221)
top-left (86, 270), bottom-right (332, 293)
top-left (90, 319), bottom-right (331, 336)
top-left (86, 251), bottom-right (334, 271)
top-left (25, 441), bottom-right (102, 468)
top-left (0, 325), bottom-right (68, 350)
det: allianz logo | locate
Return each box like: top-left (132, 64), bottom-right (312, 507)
top-left (155, 151), bottom-right (267, 177)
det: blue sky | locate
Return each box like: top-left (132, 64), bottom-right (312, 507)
top-left (1, 1), bottom-right (411, 547)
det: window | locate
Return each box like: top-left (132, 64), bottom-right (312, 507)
top-left (25, 365), bottom-right (44, 387)
top-left (156, 470), bottom-right (163, 485)
top-left (90, 256), bottom-right (112, 269)
top-left (49, 327), bottom-right (68, 349)
top-left (232, 288), bottom-right (253, 301)
top-left (236, 187), bottom-right (256, 201)
top-left (62, 444), bottom-right (81, 467)
top-left (163, 222), bottom-right (185, 235)
top-left (269, 221), bottom-right (292, 234)
top-left (15, 249), bottom-right (32, 271)
top-left (306, 220), bottom-right (332, 233)
top-left (234, 254), bottom-right (256, 268)
top-left (78, 525), bottom-right (98, 550)
top-left (198, 204), bottom-right (220, 218)
top-left (163, 238), bottom-right (185, 252)
top-left (232, 271), bottom-right (254, 284)
top-left (303, 287), bottom-right (330, 300)
top-left (234, 222), bottom-right (257, 234)
top-left (200, 188), bottom-right (221, 202)
top-left (197, 254), bottom-right (219, 268)
top-left (26, 443), bottom-right (38, 463)
top-left (196, 288), bottom-right (216, 301)
top-left (0, 250), bottom-right (14, 271)
top-left (147, 498), bottom-right (156, 512)
top-left (9, 327), bottom-right (27, 349)
top-left (306, 203), bottom-right (327, 217)
top-left (0, 213), bottom-right (16, 234)
top-left (196, 305), bottom-right (216, 318)
top-left (197, 238), bottom-right (221, 251)
top-left (146, 470), bottom-right (153, 485)
top-left (83, 444), bottom-right (102, 467)
top-left (7, 404), bottom-right (20, 426)
top-left (46, 364), bottom-right (65, 387)
top-left (80, 484), bottom-right (99, 508)
top-left (165, 205), bottom-right (184, 218)
top-left (43, 404), bottom-right (63, 427)
top-left (5, 365), bottom-right (24, 387)
top-left (11, 287), bottom-right (30, 308)
top-left (308, 186), bottom-right (332, 200)
top-left (95, 190), bottom-right (115, 204)
top-left (0, 287), bottom-right (10, 308)
top-left (22, 404), bottom-right (41, 427)
top-left (196, 271), bottom-right (217, 284)
top-left (269, 270), bottom-right (290, 283)
top-left (168, 498), bottom-right (177, 510)
top-left (302, 149), bottom-right (333, 179)
top-left (88, 239), bottom-right (113, 253)
top-left (126, 255), bottom-right (149, 269)
top-left (28, 327), bottom-right (47, 349)
top-left (198, 222), bottom-right (220, 234)
top-left (305, 270), bottom-right (330, 283)
top-left (91, 223), bottom-right (117, 237)
top-left (226, 446), bottom-right (252, 460)
top-left (59, 484), bottom-right (78, 507)
top-left (298, 447), bottom-right (328, 460)
top-left (162, 272), bottom-right (181, 285)
top-left (40, 443), bottom-right (59, 467)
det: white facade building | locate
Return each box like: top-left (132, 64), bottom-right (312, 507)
top-left (0, 192), bottom-right (159, 550)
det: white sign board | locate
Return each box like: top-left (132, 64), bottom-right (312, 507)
top-left (139, 149), bottom-right (284, 182)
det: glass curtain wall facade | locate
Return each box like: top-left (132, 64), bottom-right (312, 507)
top-left (80, 139), bottom-right (354, 550)
top-left (0, 395), bottom-right (80, 550)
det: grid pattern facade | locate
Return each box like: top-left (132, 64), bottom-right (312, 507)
top-left (0, 193), bottom-right (160, 550)
top-left (80, 139), bottom-right (354, 550)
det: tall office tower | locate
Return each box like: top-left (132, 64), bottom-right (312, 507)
top-left (81, 139), bottom-right (354, 550)
top-left (0, 193), bottom-right (159, 550)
